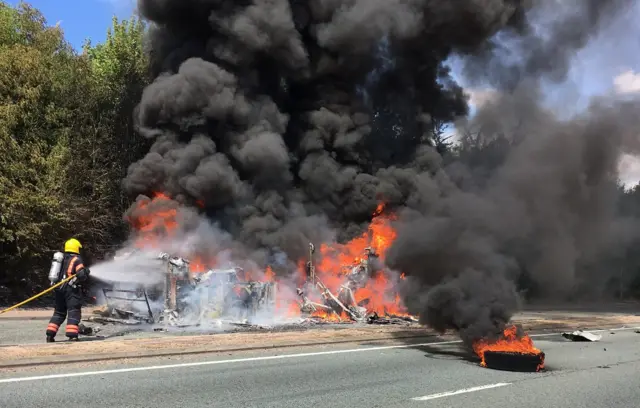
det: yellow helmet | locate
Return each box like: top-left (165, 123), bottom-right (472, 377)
top-left (64, 238), bottom-right (82, 254)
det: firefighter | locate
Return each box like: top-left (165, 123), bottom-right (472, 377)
top-left (45, 238), bottom-right (91, 342)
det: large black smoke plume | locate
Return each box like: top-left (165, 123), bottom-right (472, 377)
top-left (125, 0), bottom-right (639, 344)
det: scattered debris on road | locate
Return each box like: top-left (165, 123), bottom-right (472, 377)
top-left (562, 330), bottom-right (602, 342)
top-left (366, 312), bottom-right (418, 325)
top-left (78, 323), bottom-right (98, 336)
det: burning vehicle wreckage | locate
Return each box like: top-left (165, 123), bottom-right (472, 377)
top-left (86, 199), bottom-right (545, 372)
top-left (88, 244), bottom-right (417, 331)
top-left (297, 243), bottom-right (417, 324)
top-left (89, 251), bottom-right (277, 329)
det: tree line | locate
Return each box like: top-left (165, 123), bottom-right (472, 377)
top-left (1, 1), bottom-right (639, 305)
top-left (0, 2), bottom-right (150, 303)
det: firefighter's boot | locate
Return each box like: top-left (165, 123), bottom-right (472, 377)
top-left (46, 335), bottom-right (55, 343)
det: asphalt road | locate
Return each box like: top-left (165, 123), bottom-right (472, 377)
top-left (0, 327), bottom-right (638, 408)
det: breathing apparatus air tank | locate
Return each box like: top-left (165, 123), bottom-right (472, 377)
top-left (48, 252), bottom-right (64, 285)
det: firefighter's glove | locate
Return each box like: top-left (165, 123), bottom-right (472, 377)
top-left (75, 268), bottom-right (90, 283)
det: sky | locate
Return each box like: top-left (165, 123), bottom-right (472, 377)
top-left (6, 0), bottom-right (137, 48)
top-left (7, 0), bottom-right (640, 185)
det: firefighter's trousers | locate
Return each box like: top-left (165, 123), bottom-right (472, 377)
top-left (46, 285), bottom-right (82, 338)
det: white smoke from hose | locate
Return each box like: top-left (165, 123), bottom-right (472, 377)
top-left (89, 249), bottom-right (166, 286)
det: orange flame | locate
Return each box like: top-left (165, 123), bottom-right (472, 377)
top-left (126, 193), bottom-right (216, 276)
top-left (472, 326), bottom-right (545, 371)
top-left (264, 266), bottom-right (276, 282)
top-left (304, 203), bottom-right (411, 317)
top-left (126, 193), bottom-right (413, 321)
top-left (126, 193), bottom-right (178, 248)
top-left (311, 309), bottom-right (348, 322)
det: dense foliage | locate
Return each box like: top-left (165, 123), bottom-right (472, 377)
top-left (0, 2), bottom-right (150, 302)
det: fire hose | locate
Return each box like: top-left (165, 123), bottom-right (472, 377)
top-left (0, 274), bottom-right (77, 315)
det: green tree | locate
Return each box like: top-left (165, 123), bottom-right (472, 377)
top-left (0, 1), bottom-right (91, 299)
top-left (70, 16), bottom-right (150, 257)
top-left (0, 3), bottom-right (150, 302)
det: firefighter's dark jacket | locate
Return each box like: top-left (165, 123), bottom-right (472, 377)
top-left (60, 252), bottom-right (90, 286)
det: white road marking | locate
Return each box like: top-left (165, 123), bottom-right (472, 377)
top-left (0, 339), bottom-right (462, 384)
top-left (411, 382), bottom-right (511, 401)
top-left (0, 325), bottom-right (637, 384)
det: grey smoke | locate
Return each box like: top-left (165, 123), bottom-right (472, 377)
top-left (125, 0), bottom-right (638, 343)
top-left (387, 87), bottom-right (640, 344)
top-left (462, 0), bottom-right (635, 90)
